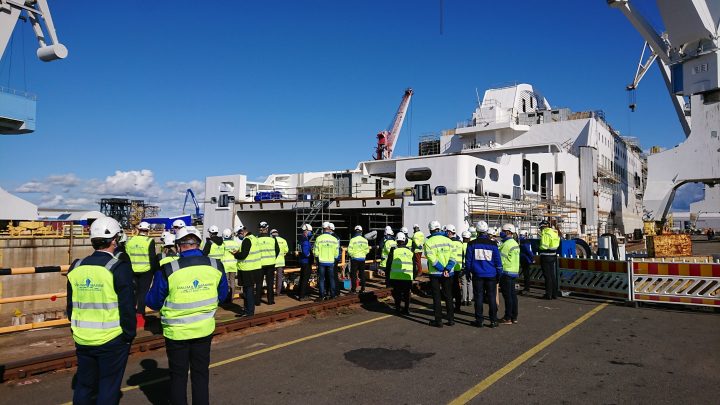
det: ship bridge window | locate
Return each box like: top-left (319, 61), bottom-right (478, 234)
top-left (554, 172), bottom-right (564, 184)
top-left (532, 163), bottom-right (539, 192)
top-left (513, 174), bottom-right (521, 186)
top-left (489, 168), bottom-right (499, 182)
top-left (475, 165), bottom-right (486, 179)
top-left (523, 159), bottom-right (531, 191)
top-left (414, 184), bottom-right (432, 201)
top-left (405, 168), bottom-right (432, 182)
top-left (434, 186), bottom-right (447, 195)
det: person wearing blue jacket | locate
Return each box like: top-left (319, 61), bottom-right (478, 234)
top-left (465, 221), bottom-right (502, 328)
top-left (297, 224), bottom-right (313, 301)
top-left (518, 230), bottom-right (535, 295)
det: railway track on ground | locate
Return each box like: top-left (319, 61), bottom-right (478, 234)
top-left (0, 288), bottom-right (392, 382)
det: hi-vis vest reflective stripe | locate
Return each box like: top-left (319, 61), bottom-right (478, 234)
top-left (238, 235), bottom-right (262, 271)
top-left (126, 235), bottom-right (152, 273)
top-left (451, 239), bottom-right (463, 271)
top-left (257, 236), bottom-right (276, 266)
top-left (222, 239), bottom-right (240, 272)
top-left (348, 235), bottom-right (370, 260)
top-left (208, 242), bottom-right (225, 260)
top-left (161, 258), bottom-right (222, 340)
top-left (390, 247), bottom-right (414, 281)
top-left (539, 228), bottom-right (561, 253)
top-left (159, 254), bottom-right (178, 267)
top-left (424, 234), bottom-right (453, 275)
top-left (500, 238), bottom-right (520, 274)
top-left (380, 239), bottom-right (397, 267)
top-left (275, 236), bottom-right (289, 267)
top-left (412, 231), bottom-right (425, 253)
top-left (67, 257), bottom-right (122, 346)
top-left (314, 233), bottom-right (339, 264)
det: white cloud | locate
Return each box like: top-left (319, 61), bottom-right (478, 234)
top-left (40, 194), bottom-right (65, 207)
top-left (47, 173), bottom-right (80, 187)
top-left (671, 183), bottom-right (705, 211)
top-left (64, 197), bottom-right (94, 208)
top-left (97, 169), bottom-right (160, 198)
top-left (15, 181), bottom-right (50, 193)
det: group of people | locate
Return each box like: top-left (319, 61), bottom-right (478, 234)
top-left (66, 216), bottom-right (561, 405)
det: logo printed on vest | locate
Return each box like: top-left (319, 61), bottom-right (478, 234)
top-left (76, 278), bottom-right (104, 291)
top-left (176, 279), bottom-right (213, 292)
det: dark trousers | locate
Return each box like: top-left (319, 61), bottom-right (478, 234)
top-left (239, 269), bottom-right (262, 315)
top-left (350, 260), bottom-right (366, 292)
top-left (429, 275), bottom-right (454, 323)
top-left (520, 261), bottom-right (531, 292)
top-left (133, 271), bottom-right (153, 315)
top-left (500, 274), bottom-right (519, 321)
top-left (318, 263), bottom-right (336, 298)
top-left (73, 336), bottom-right (131, 405)
top-left (391, 279), bottom-right (412, 311)
top-left (540, 255), bottom-right (558, 298)
top-left (262, 265), bottom-right (276, 304)
top-left (165, 334), bottom-right (212, 405)
top-left (472, 276), bottom-right (498, 323)
top-left (452, 272), bottom-right (462, 310)
top-left (298, 262), bottom-right (311, 299)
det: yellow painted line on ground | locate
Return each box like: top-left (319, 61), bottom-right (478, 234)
top-left (448, 302), bottom-right (608, 405)
top-left (60, 314), bottom-right (392, 404)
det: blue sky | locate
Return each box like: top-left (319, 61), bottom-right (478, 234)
top-left (0, 0), bottom-right (701, 214)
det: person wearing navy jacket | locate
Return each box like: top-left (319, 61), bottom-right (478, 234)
top-left (297, 224), bottom-right (313, 301)
top-left (518, 230), bottom-right (535, 295)
top-left (465, 221), bottom-right (503, 328)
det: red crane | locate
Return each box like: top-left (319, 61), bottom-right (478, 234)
top-left (375, 88), bottom-right (414, 160)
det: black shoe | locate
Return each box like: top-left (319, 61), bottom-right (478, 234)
top-left (359, 289), bottom-right (366, 294)
top-left (428, 320), bottom-right (443, 328)
top-left (543, 296), bottom-right (552, 300)
top-left (402, 308), bottom-right (410, 315)
top-left (446, 320), bottom-right (455, 326)
top-left (489, 321), bottom-right (499, 328)
top-left (470, 320), bottom-right (483, 328)
top-left (316, 297), bottom-right (325, 302)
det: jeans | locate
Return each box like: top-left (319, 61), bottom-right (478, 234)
top-left (262, 265), bottom-right (276, 304)
top-left (429, 275), bottom-right (454, 323)
top-left (472, 276), bottom-right (498, 323)
top-left (165, 334), bottom-right (212, 405)
top-left (318, 263), bottom-right (336, 298)
top-left (133, 270), bottom-right (153, 315)
top-left (500, 274), bottom-right (518, 321)
top-left (298, 262), bottom-right (311, 299)
top-left (74, 336), bottom-right (131, 405)
top-left (350, 260), bottom-right (366, 292)
top-left (540, 255), bottom-right (558, 298)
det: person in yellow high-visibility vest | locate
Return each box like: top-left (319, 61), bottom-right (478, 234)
top-left (271, 229), bottom-right (289, 296)
top-left (411, 224), bottom-right (425, 275)
top-left (125, 221), bottom-right (159, 327)
top-left (67, 216), bottom-right (136, 405)
top-left (313, 222), bottom-right (340, 301)
top-left (424, 220), bottom-right (455, 328)
top-left (538, 220), bottom-right (561, 300)
top-left (146, 226), bottom-right (228, 405)
top-left (221, 228), bottom-right (241, 303)
top-left (256, 221), bottom-right (280, 305)
top-left (233, 223), bottom-right (263, 316)
top-left (348, 225), bottom-right (370, 294)
top-left (498, 224), bottom-right (521, 324)
top-left (385, 232), bottom-right (416, 314)
top-left (201, 225), bottom-right (225, 261)
top-left (157, 234), bottom-right (178, 266)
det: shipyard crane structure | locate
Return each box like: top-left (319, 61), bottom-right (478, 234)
top-left (0, 0), bottom-right (67, 135)
top-left (374, 88), bottom-right (413, 160)
top-left (183, 188), bottom-right (203, 224)
top-left (609, 0), bottom-right (720, 227)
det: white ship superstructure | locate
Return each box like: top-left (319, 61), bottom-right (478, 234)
top-left (204, 84), bottom-right (646, 248)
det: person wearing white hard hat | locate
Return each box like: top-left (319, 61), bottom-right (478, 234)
top-left (424, 220), bottom-right (456, 327)
top-left (67, 216), bottom-right (136, 405)
top-left (327, 223), bottom-right (341, 293)
top-left (232, 223), bottom-right (263, 315)
top-left (296, 224), bottom-right (313, 301)
top-left (221, 228), bottom-right (241, 303)
top-left (538, 219), bottom-right (561, 300)
top-left (201, 225), bottom-right (225, 262)
top-left (469, 226), bottom-right (478, 239)
top-left (465, 221), bottom-right (502, 328)
top-left (518, 230), bottom-right (535, 295)
top-left (411, 224), bottom-right (425, 272)
top-left (271, 229), bottom-right (289, 297)
top-left (313, 222), bottom-right (340, 300)
top-left (499, 224), bottom-right (520, 324)
top-left (446, 224), bottom-right (464, 312)
top-left (379, 226), bottom-right (397, 277)
top-left (385, 232), bottom-right (416, 314)
top-left (115, 229), bottom-right (130, 262)
top-left (157, 234), bottom-right (178, 267)
top-left (460, 231), bottom-right (474, 306)
top-left (126, 221), bottom-right (159, 328)
top-left (145, 226), bottom-right (228, 405)
top-left (256, 221), bottom-right (280, 305)
top-left (348, 225), bottom-right (370, 294)
top-left (172, 219), bottom-right (186, 233)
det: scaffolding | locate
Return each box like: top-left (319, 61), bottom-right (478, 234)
top-left (418, 133), bottom-right (440, 156)
top-left (99, 198), bottom-right (159, 229)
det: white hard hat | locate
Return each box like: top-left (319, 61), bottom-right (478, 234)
top-left (384, 226), bottom-right (394, 235)
top-left (137, 221), bottom-right (150, 231)
top-left (396, 232), bottom-right (406, 242)
top-left (90, 217), bottom-right (122, 239)
top-left (163, 234), bottom-right (176, 247)
top-left (354, 225), bottom-right (363, 232)
top-left (442, 225), bottom-right (447, 232)
top-left (501, 223), bottom-right (516, 234)
top-left (322, 221), bottom-right (331, 229)
top-left (520, 229), bottom-right (529, 237)
top-left (400, 227), bottom-right (408, 234)
top-left (469, 226), bottom-right (477, 234)
top-left (175, 226), bottom-right (202, 244)
top-left (429, 220), bottom-right (441, 231)
top-left (118, 230), bottom-right (128, 243)
top-left (461, 231), bottom-right (472, 239)
top-left (160, 231), bottom-right (171, 243)
top-left (172, 219), bottom-right (186, 229)
top-left (489, 227), bottom-right (498, 236)
top-left (208, 225), bottom-right (219, 234)
top-left (329, 223), bottom-right (335, 230)
top-left (475, 221), bottom-right (489, 233)
top-left (413, 224), bottom-right (420, 229)
top-left (234, 223), bottom-right (245, 233)
top-left (301, 223), bottom-right (312, 231)
top-left (270, 228), bottom-right (279, 235)
top-left (258, 221), bottom-right (269, 229)
top-left (445, 224), bottom-right (456, 233)
top-left (222, 228), bottom-right (232, 239)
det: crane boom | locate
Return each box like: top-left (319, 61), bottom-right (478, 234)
top-left (183, 188), bottom-right (202, 223)
top-left (375, 88), bottom-right (414, 160)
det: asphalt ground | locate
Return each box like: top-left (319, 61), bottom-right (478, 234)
top-left (1, 291), bottom-right (718, 405)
